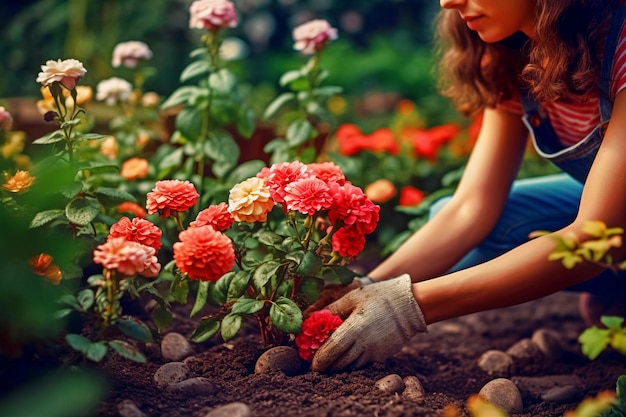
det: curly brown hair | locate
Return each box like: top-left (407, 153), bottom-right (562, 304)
top-left (435, 0), bottom-right (619, 116)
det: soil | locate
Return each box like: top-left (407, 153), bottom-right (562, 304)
top-left (86, 291), bottom-right (625, 417)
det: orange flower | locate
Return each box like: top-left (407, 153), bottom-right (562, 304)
top-left (30, 253), bottom-right (62, 285)
top-left (120, 157), bottom-right (149, 180)
top-left (365, 179), bottom-right (396, 204)
top-left (2, 170), bottom-right (35, 193)
top-left (398, 186), bottom-right (425, 207)
top-left (100, 136), bottom-right (118, 160)
top-left (117, 201), bottom-right (147, 219)
top-left (173, 225), bottom-right (235, 282)
top-left (93, 237), bottom-right (160, 278)
top-left (146, 180), bottom-right (199, 218)
top-left (228, 177), bottom-right (274, 222)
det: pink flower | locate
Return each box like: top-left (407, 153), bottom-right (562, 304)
top-left (96, 77), bottom-right (133, 105)
top-left (307, 162), bottom-right (346, 185)
top-left (295, 310), bottom-right (343, 361)
top-left (173, 225), bottom-right (235, 282)
top-left (331, 225), bottom-right (366, 258)
top-left (189, 0), bottom-right (238, 32)
top-left (108, 216), bottom-right (162, 251)
top-left (257, 161), bottom-right (310, 203)
top-left (111, 41), bottom-right (153, 68)
top-left (190, 202), bottom-right (234, 231)
top-left (36, 59), bottom-right (87, 90)
top-left (228, 177), bottom-right (274, 222)
top-left (93, 237), bottom-right (161, 278)
top-left (146, 180), bottom-right (199, 218)
top-left (0, 106), bottom-right (13, 131)
top-left (293, 19), bottom-right (338, 55)
top-left (283, 177), bottom-right (333, 216)
top-left (328, 182), bottom-right (380, 234)
top-left (117, 202), bottom-right (147, 219)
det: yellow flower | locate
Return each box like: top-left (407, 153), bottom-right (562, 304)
top-left (228, 177), bottom-right (274, 222)
top-left (2, 170), bottom-right (35, 193)
top-left (1, 132), bottom-right (25, 159)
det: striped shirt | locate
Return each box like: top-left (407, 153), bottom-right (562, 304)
top-left (500, 20), bottom-right (626, 146)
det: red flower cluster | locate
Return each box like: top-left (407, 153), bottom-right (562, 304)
top-left (109, 216), bottom-right (162, 251)
top-left (146, 180), bottom-right (199, 219)
top-left (173, 225), bottom-right (235, 282)
top-left (295, 310), bottom-right (343, 361)
top-left (335, 124), bottom-right (400, 156)
top-left (404, 123), bottom-right (461, 160)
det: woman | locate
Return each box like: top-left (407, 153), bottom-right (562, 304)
top-left (312, 0), bottom-right (626, 372)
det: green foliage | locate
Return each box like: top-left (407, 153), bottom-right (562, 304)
top-left (579, 316), bottom-right (626, 360)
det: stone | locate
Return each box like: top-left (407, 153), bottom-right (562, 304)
top-left (166, 376), bottom-right (217, 396)
top-left (153, 362), bottom-right (190, 388)
top-left (402, 376), bottom-right (425, 403)
top-left (541, 385), bottom-right (580, 404)
top-left (117, 399), bottom-right (147, 417)
top-left (531, 329), bottom-right (562, 361)
top-left (375, 374), bottom-right (405, 394)
top-left (512, 375), bottom-right (583, 400)
top-left (478, 378), bottom-right (523, 414)
top-left (506, 338), bottom-right (544, 362)
top-left (254, 346), bottom-right (303, 376)
top-left (477, 350), bottom-right (514, 377)
top-left (202, 402), bottom-right (251, 417)
top-left (161, 332), bottom-right (194, 362)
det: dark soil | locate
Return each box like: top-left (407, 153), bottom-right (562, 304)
top-left (88, 291), bottom-right (625, 417)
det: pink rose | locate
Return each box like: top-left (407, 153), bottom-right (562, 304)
top-left (111, 41), bottom-right (153, 68)
top-left (189, 0), bottom-right (238, 32)
top-left (293, 19), bottom-right (338, 55)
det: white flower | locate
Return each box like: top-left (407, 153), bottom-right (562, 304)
top-left (96, 77), bottom-right (133, 105)
top-left (111, 41), bottom-right (153, 68)
top-left (36, 58), bottom-right (87, 90)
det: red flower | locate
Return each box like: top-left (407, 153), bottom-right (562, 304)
top-left (295, 310), bottom-right (343, 361)
top-left (307, 161), bottom-right (346, 185)
top-left (257, 161), bottom-right (309, 203)
top-left (146, 180), bottom-right (199, 218)
top-left (328, 182), bottom-right (380, 235)
top-left (190, 202), bottom-right (234, 231)
top-left (335, 124), bottom-right (400, 156)
top-left (173, 225), bottom-right (235, 282)
top-left (117, 201), bottom-right (147, 219)
top-left (398, 186), bottom-right (425, 207)
top-left (108, 216), bottom-right (162, 251)
top-left (283, 177), bottom-right (334, 216)
top-left (408, 123), bottom-right (461, 160)
top-left (331, 225), bottom-right (366, 258)
top-left (93, 237), bottom-right (161, 278)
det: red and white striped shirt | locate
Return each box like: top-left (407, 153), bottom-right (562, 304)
top-left (500, 20), bottom-right (626, 146)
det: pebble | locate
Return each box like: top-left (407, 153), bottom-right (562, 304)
top-left (512, 375), bottom-right (583, 401)
top-left (153, 362), bottom-right (190, 388)
top-left (166, 376), bottom-right (217, 396)
top-left (478, 378), bottom-right (523, 414)
top-left (505, 338), bottom-right (544, 362)
top-left (254, 346), bottom-right (303, 376)
top-left (402, 376), bottom-right (425, 403)
top-left (531, 329), bottom-right (562, 361)
top-left (161, 332), bottom-right (194, 362)
top-left (117, 399), bottom-right (147, 417)
top-left (375, 374), bottom-right (405, 394)
top-left (477, 350), bottom-right (514, 377)
top-left (202, 402), bottom-right (251, 417)
top-left (541, 385), bottom-right (580, 403)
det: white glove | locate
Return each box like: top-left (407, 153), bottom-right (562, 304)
top-left (311, 274), bottom-right (427, 372)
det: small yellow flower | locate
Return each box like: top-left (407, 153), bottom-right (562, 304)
top-left (2, 170), bottom-right (35, 193)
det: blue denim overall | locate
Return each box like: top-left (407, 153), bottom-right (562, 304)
top-left (430, 8), bottom-right (626, 299)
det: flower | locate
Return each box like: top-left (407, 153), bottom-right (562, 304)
top-left (0, 106), bottom-right (13, 131)
top-left (189, 202), bottom-right (234, 231)
top-left (100, 136), bottom-right (118, 160)
top-left (228, 177), bottom-right (274, 222)
top-left (189, 0), bottom-right (238, 32)
top-left (408, 123), bottom-right (461, 160)
top-left (365, 179), bottom-right (397, 204)
top-left (108, 216), bottom-right (162, 251)
top-left (293, 19), bottom-right (338, 55)
top-left (111, 41), bottom-right (153, 68)
top-left (283, 177), bottom-right (334, 216)
top-left (96, 77), bottom-right (133, 105)
top-left (30, 253), bottom-right (62, 285)
top-left (120, 157), bottom-right (149, 180)
top-left (173, 225), bottom-right (235, 281)
top-left (335, 124), bottom-right (400, 156)
top-left (331, 225), bottom-right (366, 258)
top-left (117, 201), bottom-right (147, 219)
top-left (295, 310), bottom-right (343, 361)
top-left (328, 182), bottom-right (380, 235)
top-left (36, 58), bottom-right (87, 90)
top-left (2, 170), bottom-right (35, 193)
top-left (256, 161), bottom-right (309, 204)
top-left (307, 162), bottom-right (346, 185)
top-left (146, 180), bottom-right (200, 218)
top-left (399, 186), bottom-right (425, 207)
top-left (93, 237), bottom-right (161, 278)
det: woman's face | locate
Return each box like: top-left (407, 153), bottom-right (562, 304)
top-left (439, 0), bottom-right (536, 42)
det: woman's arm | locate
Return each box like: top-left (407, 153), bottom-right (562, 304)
top-left (415, 90), bottom-right (626, 324)
top-left (369, 106), bottom-right (529, 282)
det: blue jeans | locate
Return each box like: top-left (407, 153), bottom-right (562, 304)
top-left (430, 173), bottom-right (625, 300)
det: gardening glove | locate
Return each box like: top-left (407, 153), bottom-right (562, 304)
top-left (311, 274), bottom-right (427, 372)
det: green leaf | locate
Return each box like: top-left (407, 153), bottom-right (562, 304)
top-left (116, 316), bottom-right (153, 342)
top-left (190, 281), bottom-right (209, 317)
top-left (65, 196), bottom-right (100, 226)
top-left (231, 297), bottom-right (265, 315)
top-left (170, 270), bottom-right (189, 304)
top-left (269, 296), bottom-right (302, 334)
top-left (296, 251), bottom-right (322, 276)
top-left (30, 209), bottom-right (66, 228)
top-left (74, 133), bottom-right (109, 142)
top-left (60, 181), bottom-right (83, 198)
top-left (228, 160), bottom-right (267, 184)
top-left (158, 147), bottom-right (184, 175)
top-left (208, 69), bottom-right (237, 94)
top-left (76, 289), bottom-right (94, 311)
top-left (227, 271), bottom-right (250, 301)
top-left (175, 107), bottom-right (203, 140)
top-left (161, 86), bottom-right (202, 110)
top-left (263, 92), bottom-right (296, 120)
top-left (321, 265), bottom-right (357, 285)
top-left (151, 305), bottom-right (173, 333)
top-left (93, 187), bottom-right (137, 206)
top-left (252, 260), bottom-right (281, 293)
top-left (65, 333), bottom-right (91, 352)
top-left (313, 86), bottom-right (343, 98)
top-left (108, 340), bottom-right (147, 363)
top-left (210, 272), bottom-right (237, 305)
top-left (204, 131), bottom-right (240, 164)
top-left (86, 342), bottom-right (108, 362)
top-left (220, 313), bottom-right (242, 341)
top-left (579, 327), bottom-right (612, 360)
top-left (190, 317), bottom-right (221, 342)
top-left (286, 119), bottom-right (314, 147)
top-left (180, 60), bottom-right (211, 83)
top-left (235, 107), bottom-right (256, 138)
top-left (279, 69), bottom-right (304, 87)
top-left (298, 277), bottom-right (324, 304)
top-left (32, 130), bottom-right (65, 145)
top-left (600, 316), bottom-right (625, 330)
top-left (256, 230), bottom-right (284, 246)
